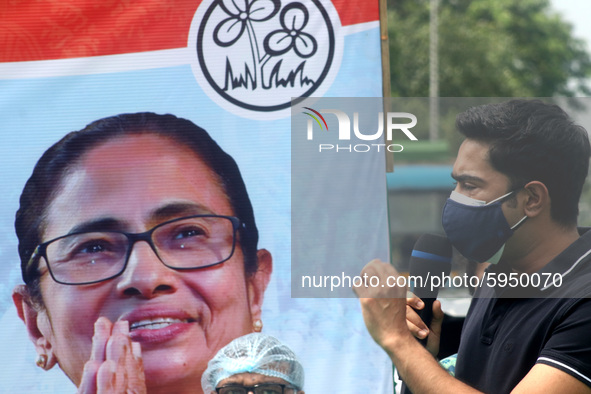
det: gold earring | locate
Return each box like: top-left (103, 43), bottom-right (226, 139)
top-left (253, 319), bottom-right (263, 332)
top-left (36, 354), bottom-right (48, 369)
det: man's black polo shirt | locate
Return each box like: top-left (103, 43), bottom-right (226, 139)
top-left (454, 229), bottom-right (591, 393)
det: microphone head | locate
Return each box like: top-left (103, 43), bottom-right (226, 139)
top-left (408, 234), bottom-right (452, 299)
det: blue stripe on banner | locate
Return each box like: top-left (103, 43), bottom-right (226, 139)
top-left (411, 250), bottom-right (452, 263)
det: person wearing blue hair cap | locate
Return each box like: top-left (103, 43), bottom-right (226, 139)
top-left (201, 333), bottom-right (305, 394)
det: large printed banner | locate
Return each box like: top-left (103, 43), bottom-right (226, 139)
top-left (0, 1), bottom-right (393, 393)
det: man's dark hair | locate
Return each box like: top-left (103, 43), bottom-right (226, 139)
top-left (456, 99), bottom-right (590, 227)
top-left (16, 112), bottom-right (259, 305)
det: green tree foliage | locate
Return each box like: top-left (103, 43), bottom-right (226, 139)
top-left (387, 0), bottom-right (591, 97)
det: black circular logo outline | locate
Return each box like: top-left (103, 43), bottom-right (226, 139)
top-left (196, 0), bottom-right (335, 112)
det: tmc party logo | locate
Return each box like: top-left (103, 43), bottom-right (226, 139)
top-left (190, 0), bottom-right (341, 117)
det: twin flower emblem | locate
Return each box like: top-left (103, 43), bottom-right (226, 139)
top-left (214, 0), bottom-right (318, 60)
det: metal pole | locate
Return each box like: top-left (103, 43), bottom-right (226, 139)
top-left (429, 0), bottom-right (439, 140)
top-left (380, 0), bottom-right (394, 172)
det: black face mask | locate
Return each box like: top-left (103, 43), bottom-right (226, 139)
top-left (442, 190), bottom-right (527, 263)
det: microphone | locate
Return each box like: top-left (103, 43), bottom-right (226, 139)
top-left (408, 234), bottom-right (452, 346)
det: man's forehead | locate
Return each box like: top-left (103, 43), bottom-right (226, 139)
top-left (454, 140), bottom-right (492, 172)
top-left (453, 139), bottom-right (511, 187)
top-left (219, 372), bottom-right (288, 386)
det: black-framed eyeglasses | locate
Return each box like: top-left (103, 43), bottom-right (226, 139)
top-left (216, 383), bottom-right (295, 394)
top-left (27, 215), bottom-right (243, 285)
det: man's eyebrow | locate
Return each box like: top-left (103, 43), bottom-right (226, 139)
top-left (69, 218), bottom-right (125, 234)
top-left (451, 173), bottom-right (485, 184)
top-left (150, 202), bottom-right (215, 223)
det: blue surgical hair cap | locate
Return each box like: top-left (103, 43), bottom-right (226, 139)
top-left (201, 333), bottom-right (304, 393)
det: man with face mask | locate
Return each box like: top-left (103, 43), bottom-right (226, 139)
top-left (355, 100), bottom-right (591, 393)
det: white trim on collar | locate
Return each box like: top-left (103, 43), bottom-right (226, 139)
top-left (540, 248), bottom-right (591, 291)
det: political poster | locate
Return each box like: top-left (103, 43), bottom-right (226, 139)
top-left (0, 1), bottom-right (392, 392)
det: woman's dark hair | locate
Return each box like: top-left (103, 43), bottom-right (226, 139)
top-left (16, 113), bottom-right (259, 305)
top-left (456, 99), bottom-right (590, 227)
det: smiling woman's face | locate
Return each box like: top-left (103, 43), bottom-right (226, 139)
top-left (23, 134), bottom-right (271, 392)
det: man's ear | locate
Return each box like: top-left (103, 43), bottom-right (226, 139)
top-left (246, 249), bottom-right (273, 323)
top-left (522, 181), bottom-right (549, 218)
top-left (12, 284), bottom-right (57, 370)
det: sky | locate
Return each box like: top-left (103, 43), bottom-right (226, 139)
top-left (551, 0), bottom-right (591, 51)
